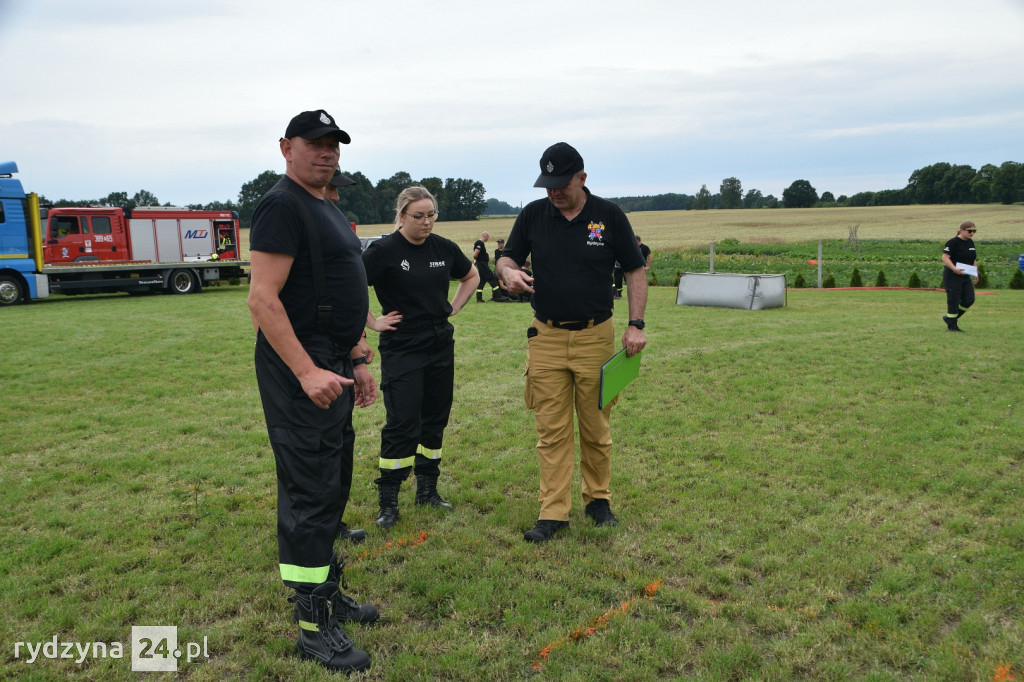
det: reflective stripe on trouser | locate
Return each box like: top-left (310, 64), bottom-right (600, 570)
top-left (524, 317), bottom-right (615, 521)
top-left (376, 324), bottom-right (455, 483)
top-left (255, 333), bottom-right (354, 589)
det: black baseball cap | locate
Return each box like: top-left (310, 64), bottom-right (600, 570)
top-left (283, 109), bottom-right (351, 144)
top-left (330, 167), bottom-right (355, 188)
top-left (534, 142), bottom-right (584, 188)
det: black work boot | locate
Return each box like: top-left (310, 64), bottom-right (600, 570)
top-left (336, 521), bottom-right (367, 544)
top-left (375, 481), bottom-right (401, 528)
top-left (327, 553), bottom-right (379, 625)
top-left (415, 473), bottom-right (454, 510)
top-left (476, 291), bottom-right (484, 303)
top-left (584, 499), bottom-right (619, 527)
top-left (943, 315), bottom-right (963, 332)
top-left (289, 582), bottom-right (371, 673)
top-left (523, 519), bottom-right (569, 543)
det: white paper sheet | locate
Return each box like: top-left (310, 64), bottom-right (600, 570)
top-left (955, 262), bottom-right (978, 277)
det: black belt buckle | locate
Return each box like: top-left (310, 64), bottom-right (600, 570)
top-left (552, 319), bottom-right (589, 331)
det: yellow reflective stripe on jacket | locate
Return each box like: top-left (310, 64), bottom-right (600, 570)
top-left (279, 563), bottom-right (329, 584)
top-left (379, 455), bottom-right (415, 470)
top-left (416, 445), bottom-right (442, 460)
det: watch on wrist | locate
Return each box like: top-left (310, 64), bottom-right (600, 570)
top-left (628, 318), bottom-right (645, 330)
top-left (351, 354), bottom-right (369, 366)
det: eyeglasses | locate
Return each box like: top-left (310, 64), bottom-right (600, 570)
top-left (404, 211), bottom-right (437, 222)
top-left (965, 229), bottom-right (976, 233)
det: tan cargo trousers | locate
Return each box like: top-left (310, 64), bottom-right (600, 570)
top-left (524, 317), bottom-right (616, 521)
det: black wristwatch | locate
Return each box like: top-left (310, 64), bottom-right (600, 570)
top-left (628, 319), bottom-right (645, 330)
top-left (351, 354), bottom-right (369, 366)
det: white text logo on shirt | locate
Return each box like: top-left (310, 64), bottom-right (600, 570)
top-left (429, 260), bottom-right (446, 268)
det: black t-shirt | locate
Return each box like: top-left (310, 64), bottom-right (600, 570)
top-left (473, 239), bottom-right (488, 264)
top-left (943, 236), bottom-right (976, 267)
top-left (639, 243), bottom-right (651, 262)
top-left (503, 187), bottom-right (644, 320)
top-left (362, 231), bottom-right (473, 325)
top-left (250, 176), bottom-right (368, 349)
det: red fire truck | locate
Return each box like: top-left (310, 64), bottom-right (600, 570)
top-left (0, 163), bottom-right (249, 306)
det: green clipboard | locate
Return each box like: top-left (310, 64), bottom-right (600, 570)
top-left (599, 347), bottom-right (642, 409)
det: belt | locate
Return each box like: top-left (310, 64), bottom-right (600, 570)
top-left (535, 311), bottom-right (612, 331)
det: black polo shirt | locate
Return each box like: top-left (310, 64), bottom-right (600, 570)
top-left (250, 176), bottom-right (368, 349)
top-left (473, 239), bottom-right (489, 264)
top-left (362, 231), bottom-right (473, 325)
top-left (943, 236), bottom-right (976, 266)
top-left (503, 186), bottom-right (644, 321)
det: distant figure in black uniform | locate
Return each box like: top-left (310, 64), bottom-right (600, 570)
top-left (324, 166), bottom-right (373, 544)
top-left (941, 220), bottom-right (980, 332)
top-left (473, 231), bottom-right (504, 301)
top-left (493, 238), bottom-right (519, 301)
top-left (363, 186), bottom-right (479, 528)
top-left (614, 235), bottom-right (652, 299)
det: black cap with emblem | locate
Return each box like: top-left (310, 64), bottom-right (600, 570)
top-left (534, 142), bottom-right (584, 188)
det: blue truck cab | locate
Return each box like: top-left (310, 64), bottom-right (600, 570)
top-left (0, 161), bottom-right (47, 305)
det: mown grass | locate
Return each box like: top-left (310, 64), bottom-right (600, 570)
top-left (1, 281), bottom-right (1022, 680)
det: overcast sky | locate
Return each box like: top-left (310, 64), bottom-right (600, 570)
top-left (2, 0), bottom-right (1023, 209)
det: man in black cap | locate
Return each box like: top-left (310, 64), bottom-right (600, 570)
top-left (248, 109), bottom-right (378, 673)
top-left (496, 142), bottom-right (648, 543)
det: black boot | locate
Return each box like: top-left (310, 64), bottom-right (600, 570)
top-left (375, 481), bottom-right (401, 528)
top-left (415, 473), bottom-right (453, 510)
top-left (327, 553), bottom-right (379, 625)
top-left (476, 290), bottom-right (484, 303)
top-left (289, 582), bottom-right (371, 673)
top-left (336, 521), bottom-right (367, 544)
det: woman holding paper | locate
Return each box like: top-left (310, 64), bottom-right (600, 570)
top-left (940, 221), bottom-right (979, 332)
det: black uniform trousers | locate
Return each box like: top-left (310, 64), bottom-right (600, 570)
top-left (376, 321), bottom-right (456, 484)
top-left (943, 269), bottom-right (975, 316)
top-left (255, 332), bottom-right (354, 590)
top-left (476, 261), bottom-right (499, 290)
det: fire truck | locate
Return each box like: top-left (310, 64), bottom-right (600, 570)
top-left (0, 161), bottom-right (248, 306)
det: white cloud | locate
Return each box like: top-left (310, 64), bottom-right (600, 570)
top-left (2, 0), bottom-right (1022, 206)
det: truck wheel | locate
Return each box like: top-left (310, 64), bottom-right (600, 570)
top-left (168, 269), bottom-right (196, 295)
top-left (0, 275), bottom-right (25, 306)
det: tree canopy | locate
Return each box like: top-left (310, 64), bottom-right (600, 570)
top-left (719, 177), bottom-right (743, 209)
top-left (783, 180), bottom-right (818, 208)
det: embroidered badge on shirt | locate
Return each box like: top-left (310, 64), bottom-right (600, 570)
top-left (401, 259), bottom-right (410, 271)
top-left (587, 222), bottom-right (606, 245)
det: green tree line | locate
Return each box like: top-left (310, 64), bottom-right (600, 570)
top-left (607, 160), bottom-right (1023, 211)
top-left (38, 159), bottom-right (1023, 223)
top-left (40, 170), bottom-right (488, 229)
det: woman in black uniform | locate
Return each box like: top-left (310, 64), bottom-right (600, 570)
top-left (941, 220), bottom-right (980, 332)
top-left (362, 186), bottom-right (479, 528)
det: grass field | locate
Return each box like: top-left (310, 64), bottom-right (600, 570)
top-left (2, 277), bottom-right (1022, 679)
